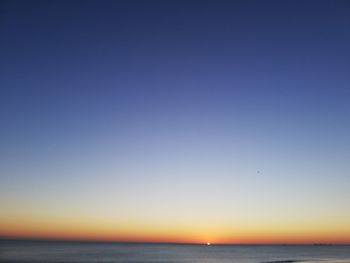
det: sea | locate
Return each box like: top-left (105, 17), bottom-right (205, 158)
top-left (0, 240), bottom-right (349, 263)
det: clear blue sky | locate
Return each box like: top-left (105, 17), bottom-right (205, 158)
top-left (1, 0), bottom-right (350, 243)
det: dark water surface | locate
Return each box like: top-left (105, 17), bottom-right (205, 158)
top-left (1, 240), bottom-right (349, 263)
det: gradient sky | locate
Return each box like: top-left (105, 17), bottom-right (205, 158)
top-left (1, 0), bottom-right (350, 244)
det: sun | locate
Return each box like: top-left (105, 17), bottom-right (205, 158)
top-left (207, 242), bottom-right (211, 246)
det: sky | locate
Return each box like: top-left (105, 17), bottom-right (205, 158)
top-left (0, 0), bottom-right (350, 244)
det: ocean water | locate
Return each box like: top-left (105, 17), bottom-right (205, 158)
top-left (0, 240), bottom-right (349, 263)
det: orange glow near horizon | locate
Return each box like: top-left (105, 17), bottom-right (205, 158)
top-left (1, 215), bottom-right (350, 245)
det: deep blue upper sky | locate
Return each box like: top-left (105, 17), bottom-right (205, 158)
top-left (2, 0), bottom-right (350, 144)
top-left (1, 0), bottom-right (350, 242)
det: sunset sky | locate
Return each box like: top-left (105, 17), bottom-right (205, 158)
top-left (1, 0), bottom-right (350, 244)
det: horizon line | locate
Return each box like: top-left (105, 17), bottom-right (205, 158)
top-left (1, 237), bottom-right (349, 246)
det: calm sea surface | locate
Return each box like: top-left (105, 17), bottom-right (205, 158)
top-left (0, 240), bottom-right (349, 263)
